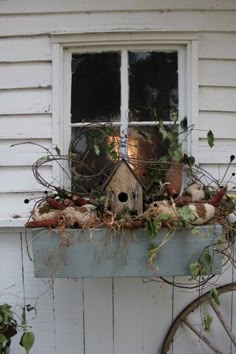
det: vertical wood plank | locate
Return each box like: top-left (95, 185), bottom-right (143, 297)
top-left (0, 231), bottom-right (23, 300)
top-left (22, 231), bottom-right (56, 354)
top-left (141, 279), bottom-right (173, 354)
top-left (83, 278), bottom-right (113, 354)
top-left (0, 231), bottom-right (24, 354)
top-left (114, 278), bottom-right (144, 354)
top-left (53, 279), bottom-right (84, 354)
top-left (232, 244), bottom-right (236, 354)
top-left (113, 278), bottom-right (173, 354)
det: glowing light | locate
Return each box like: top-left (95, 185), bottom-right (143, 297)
top-left (107, 135), bottom-right (138, 163)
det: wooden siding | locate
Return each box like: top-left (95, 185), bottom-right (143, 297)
top-left (0, 116), bottom-right (52, 140)
top-left (0, 89), bottom-right (51, 115)
top-left (1, 12), bottom-right (236, 36)
top-left (1, 0), bottom-right (236, 14)
top-left (0, 37), bottom-right (52, 62)
top-left (0, 33), bottom-right (52, 217)
top-left (0, 193), bottom-right (41, 218)
top-left (199, 112), bottom-right (236, 139)
top-left (0, 63), bottom-right (51, 89)
top-left (0, 230), bottom-right (235, 354)
top-left (0, 2), bottom-right (235, 354)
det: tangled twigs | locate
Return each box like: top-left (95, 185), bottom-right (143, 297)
top-left (11, 141), bottom-right (72, 191)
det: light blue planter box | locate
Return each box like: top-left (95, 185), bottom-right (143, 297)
top-left (31, 225), bottom-right (222, 278)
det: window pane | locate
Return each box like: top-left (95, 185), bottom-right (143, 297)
top-left (128, 52), bottom-right (178, 122)
top-left (127, 125), bottom-right (178, 186)
top-left (71, 52), bottom-right (121, 123)
top-left (69, 126), bottom-right (120, 192)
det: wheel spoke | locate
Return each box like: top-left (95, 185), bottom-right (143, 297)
top-left (161, 283), bottom-right (236, 354)
top-left (209, 299), bottom-right (236, 348)
top-left (183, 318), bottom-right (223, 354)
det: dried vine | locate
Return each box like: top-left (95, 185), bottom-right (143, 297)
top-left (12, 123), bottom-right (236, 290)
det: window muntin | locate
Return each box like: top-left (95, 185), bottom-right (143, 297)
top-left (71, 50), bottom-right (178, 125)
top-left (70, 49), bottom-right (181, 191)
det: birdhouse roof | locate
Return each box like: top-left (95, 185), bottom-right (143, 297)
top-left (102, 159), bottom-right (146, 190)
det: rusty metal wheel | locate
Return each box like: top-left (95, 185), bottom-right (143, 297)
top-left (161, 282), bottom-right (236, 354)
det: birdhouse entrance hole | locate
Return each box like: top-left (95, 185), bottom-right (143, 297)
top-left (118, 192), bottom-right (128, 203)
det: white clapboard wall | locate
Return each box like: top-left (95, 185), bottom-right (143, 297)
top-left (0, 1), bottom-right (235, 353)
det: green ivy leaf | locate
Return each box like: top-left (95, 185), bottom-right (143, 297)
top-left (148, 243), bottom-right (157, 252)
top-left (191, 227), bottom-right (200, 235)
top-left (146, 218), bottom-right (161, 239)
top-left (172, 149), bottom-right (182, 162)
top-left (180, 205), bottom-right (197, 223)
top-left (199, 267), bottom-right (208, 276)
top-left (20, 332), bottom-right (35, 354)
top-left (183, 153), bottom-right (195, 167)
top-left (157, 213), bottom-right (171, 221)
top-left (108, 142), bottom-right (115, 150)
top-left (203, 251), bottom-right (212, 267)
top-left (207, 130), bottom-right (214, 148)
top-left (189, 262), bottom-right (201, 278)
top-left (211, 288), bottom-right (221, 306)
top-left (105, 127), bottom-right (114, 136)
top-left (204, 313), bottom-right (213, 332)
top-left (216, 237), bottom-right (224, 250)
top-left (109, 150), bottom-right (118, 160)
top-left (159, 121), bottom-right (170, 141)
top-left (0, 334), bottom-right (8, 346)
top-left (99, 196), bottom-right (106, 205)
top-left (54, 145), bottom-right (61, 156)
top-left (93, 144), bottom-right (100, 156)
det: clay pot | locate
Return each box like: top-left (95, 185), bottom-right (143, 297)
top-left (165, 162), bottom-right (183, 196)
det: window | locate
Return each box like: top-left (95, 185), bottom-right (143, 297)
top-left (53, 33), bottom-right (198, 192)
top-left (70, 49), bottom-right (180, 192)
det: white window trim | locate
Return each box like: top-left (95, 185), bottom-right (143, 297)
top-left (52, 32), bottom-right (199, 186)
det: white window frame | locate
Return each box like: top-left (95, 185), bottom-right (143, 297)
top-left (52, 32), bottom-right (198, 186)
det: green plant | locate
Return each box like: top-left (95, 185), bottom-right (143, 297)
top-left (203, 313), bottom-right (213, 332)
top-left (0, 303), bottom-right (35, 354)
top-left (189, 250), bottom-right (214, 278)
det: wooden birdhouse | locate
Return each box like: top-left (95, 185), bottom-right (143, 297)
top-left (102, 159), bottom-right (144, 215)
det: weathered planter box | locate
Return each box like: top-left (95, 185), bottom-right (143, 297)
top-left (31, 225), bottom-right (222, 278)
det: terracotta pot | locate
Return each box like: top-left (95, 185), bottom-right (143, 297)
top-left (165, 162), bottom-right (183, 196)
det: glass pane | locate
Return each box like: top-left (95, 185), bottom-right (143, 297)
top-left (128, 51), bottom-right (178, 122)
top-left (71, 52), bottom-right (121, 123)
top-left (69, 126), bottom-right (120, 193)
top-left (127, 125), bottom-right (178, 186)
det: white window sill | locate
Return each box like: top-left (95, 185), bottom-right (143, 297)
top-left (0, 218), bottom-right (27, 229)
